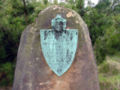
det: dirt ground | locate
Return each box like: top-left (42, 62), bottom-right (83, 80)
top-left (0, 86), bottom-right (12, 90)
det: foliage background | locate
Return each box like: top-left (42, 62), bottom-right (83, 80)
top-left (0, 0), bottom-right (120, 89)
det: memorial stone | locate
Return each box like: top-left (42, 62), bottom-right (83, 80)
top-left (13, 6), bottom-right (100, 90)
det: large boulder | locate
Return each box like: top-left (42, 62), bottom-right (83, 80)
top-left (13, 5), bottom-right (100, 90)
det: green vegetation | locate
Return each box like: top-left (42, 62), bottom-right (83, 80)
top-left (0, 62), bottom-right (15, 86)
top-left (98, 55), bottom-right (120, 90)
top-left (0, 0), bottom-right (48, 87)
top-left (83, 0), bottom-right (120, 64)
top-left (0, 0), bottom-right (120, 89)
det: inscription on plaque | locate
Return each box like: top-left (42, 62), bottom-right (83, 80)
top-left (40, 15), bottom-right (78, 76)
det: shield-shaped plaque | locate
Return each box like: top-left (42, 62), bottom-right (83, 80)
top-left (40, 15), bottom-right (78, 76)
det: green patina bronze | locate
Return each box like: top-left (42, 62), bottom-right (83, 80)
top-left (40, 15), bottom-right (78, 76)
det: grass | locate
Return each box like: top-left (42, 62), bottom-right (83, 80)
top-left (98, 55), bottom-right (120, 90)
top-left (99, 74), bottom-right (120, 90)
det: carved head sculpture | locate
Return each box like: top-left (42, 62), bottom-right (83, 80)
top-left (51, 14), bottom-right (66, 31)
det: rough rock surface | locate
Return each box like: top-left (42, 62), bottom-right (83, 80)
top-left (13, 5), bottom-right (100, 90)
